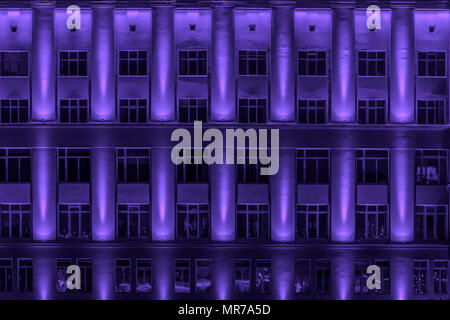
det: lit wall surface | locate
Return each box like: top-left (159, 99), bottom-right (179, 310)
top-left (0, 0), bottom-right (448, 300)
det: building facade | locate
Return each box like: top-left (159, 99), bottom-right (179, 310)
top-left (0, 0), bottom-right (449, 300)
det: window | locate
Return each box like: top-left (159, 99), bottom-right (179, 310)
top-left (237, 204), bottom-right (269, 240)
top-left (413, 260), bottom-right (428, 295)
top-left (357, 100), bottom-right (386, 124)
top-left (119, 50), bottom-right (147, 76)
top-left (239, 50), bottom-right (266, 75)
top-left (296, 149), bottom-right (329, 184)
top-left (0, 52), bottom-right (28, 76)
top-left (0, 259), bottom-right (12, 292)
top-left (255, 260), bottom-right (271, 295)
top-left (415, 150), bottom-right (447, 185)
top-left (56, 258), bottom-right (92, 293)
top-left (358, 51), bottom-right (385, 76)
top-left (179, 50), bottom-right (207, 76)
top-left (298, 51), bottom-right (326, 76)
top-left (235, 259), bottom-right (251, 295)
top-left (176, 149), bottom-right (209, 183)
top-left (433, 261), bottom-right (448, 295)
top-left (0, 204), bottom-right (31, 239)
top-left (117, 149), bottom-right (150, 183)
top-left (117, 204), bottom-right (151, 240)
top-left (356, 205), bottom-right (388, 240)
top-left (174, 259), bottom-right (190, 293)
top-left (294, 260), bottom-right (311, 294)
top-left (119, 98), bottom-right (148, 123)
top-left (356, 149), bottom-right (388, 184)
top-left (298, 100), bottom-right (326, 124)
top-left (115, 259), bottom-right (131, 293)
top-left (195, 259), bottom-right (211, 294)
top-left (238, 98), bottom-right (267, 123)
top-left (0, 149), bottom-right (31, 183)
top-left (58, 149), bottom-right (90, 183)
top-left (237, 150), bottom-right (269, 184)
top-left (417, 100), bottom-right (445, 125)
top-left (355, 260), bottom-right (390, 295)
top-left (176, 204), bottom-right (209, 240)
top-left (1, 99), bottom-right (28, 123)
top-left (59, 99), bottom-right (88, 123)
top-left (178, 98), bottom-right (207, 123)
top-left (296, 205), bottom-right (328, 240)
top-left (59, 51), bottom-right (88, 76)
top-left (414, 205), bottom-right (447, 241)
top-left (315, 260), bottom-right (331, 295)
top-left (58, 204), bottom-right (91, 240)
top-left (136, 259), bottom-right (152, 293)
top-left (18, 259), bottom-right (33, 293)
top-left (418, 52), bottom-right (446, 77)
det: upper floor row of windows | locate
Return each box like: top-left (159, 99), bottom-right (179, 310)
top-left (0, 148), bottom-right (447, 185)
top-left (0, 50), bottom-right (446, 77)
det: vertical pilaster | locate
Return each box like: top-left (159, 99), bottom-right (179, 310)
top-left (32, 148), bottom-right (57, 241)
top-left (213, 252), bottom-right (233, 299)
top-left (332, 254), bottom-right (353, 300)
top-left (331, 149), bottom-right (355, 242)
top-left (211, 6), bottom-right (235, 121)
top-left (151, 7), bottom-right (175, 121)
top-left (270, 148), bottom-right (295, 242)
top-left (390, 148), bottom-right (415, 242)
top-left (34, 253), bottom-right (55, 300)
top-left (92, 5), bottom-right (115, 121)
top-left (331, 7), bottom-right (355, 122)
top-left (391, 256), bottom-right (412, 300)
top-left (93, 250), bottom-right (114, 300)
top-left (151, 147), bottom-right (176, 241)
top-left (390, 8), bottom-right (415, 123)
top-left (32, 5), bottom-right (55, 121)
top-left (270, 6), bottom-right (295, 122)
top-left (92, 148), bottom-right (116, 241)
top-left (211, 164), bottom-right (235, 241)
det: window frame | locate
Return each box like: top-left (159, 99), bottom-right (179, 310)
top-left (356, 204), bottom-right (389, 241)
top-left (58, 98), bottom-right (89, 123)
top-left (118, 50), bottom-right (148, 77)
top-left (238, 98), bottom-right (267, 124)
top-left (236, 203), bottom-right (270, 241)
top-left (118, 98), bottom-right (148, 123)
top-left (415, 149), bottom-right (448, 185)
top-left (58, 50), bottom-right (89, 78)
top-left (297, 50), bottom-right (327, 76)
top-left (117, 203), bottom-right (151, 240)
top-left (0, 98), bottom-right (29, 123)
top-left (295, 204), bottom-right (329, 241)
top-left (238, 50), bottom-right (268, 76)
top-left (135, 258), bottom-right (152, 294)
top-left (297, 99), bottom-right (327, 124)
top-left (296, 149), bottom-right (330, 184)
top-left (417, 99), bottom-right (446, 125)
top-left (17, 258), bottom-right (33, 293)
top-left (0, 203), bottom-right (31, 240)
top-left (356, 149), bottom-right (389, 185)
top-left (0, 148), bottom-right (31, 183)
top-left (414, 205), bottom-right (448, 242)
top-left (357, 99), bottom-right (387, 124)
top-left (57, 203), bottom-right (91, 240)
top-left (116, 148), bottom-right (150, 184)
top-left (177, 98), bottom-right (208, 123)
top-left (57, 148), bottom-right (91, 183)
top-left (417, 51), bottom-right (447, 78)
top-left (178, 49), bottom-right (208, 77)
top-left (357, 50), bottom-right (386, 77)
top-left (176, 203), bottom-right (210, 241)
top-left (0, 51), bottom-right (29, 78)
top-left (174, 258), bottom-right (191, 294)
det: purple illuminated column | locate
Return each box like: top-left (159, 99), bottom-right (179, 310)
top-left (92, 148), bottom-right (115, 241)
top-left (271, 6), bottom-right (295, 122)
top-left (390, 149), bottom-right (414, 242)
top-left (32, 148), bottom-right (56, 241)
top-left (34, 253), bottom-right (54, 300)
top-left (213, 253), bottom-right (233, 299)
top-left (270, 149), bottom-right (295, 242)
top-left (151, 147), bottom-right (175, 241)
top-left (331, 149), bottom-right (355, 242)
top-left (390, 8), bottom-right (414, 123)
top-left (391, 256), bottom-right (412, 300)
top-left (151, 7), bottom-right (175, 121)
top-left (92, 5), bottom-right (115, 121)
top-left (211, 164), bottom-right (235, 241)
top-left (211, 6), bottom-right (235, 121)
top-left (332, 255), bottom-right (353, 300)
top-left (153, 248), bottom-right (173, 299)
top-left (93, 251), bottom-right (114, 300)
top-left (331, 7), bottom-right (355, 122)
top-left (272, 253), bottom-right (294, 300)
top-left (32, 5), bottom-right (55, 121)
